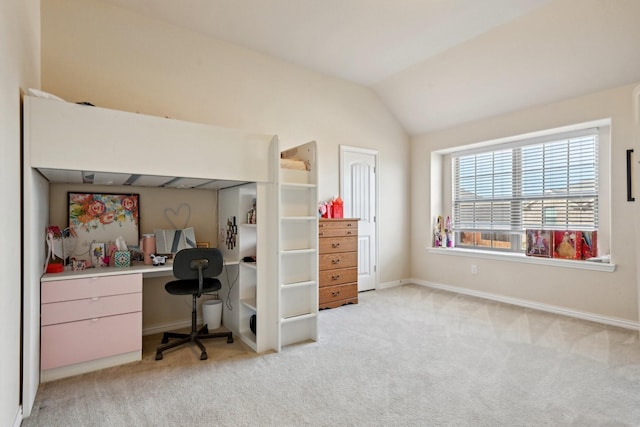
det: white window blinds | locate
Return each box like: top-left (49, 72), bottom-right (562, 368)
top-left (452, 129), bottom-right (598, 237)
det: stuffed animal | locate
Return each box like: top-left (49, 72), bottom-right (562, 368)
top-left (150, 254), bottom-right (167, 266)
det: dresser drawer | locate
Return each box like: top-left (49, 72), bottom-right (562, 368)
top-left (318, 228), bottom-right (358, 238)
top-left (319, 283), bottom-right (358, 304)
top-left (41, 312), bottom-right (142, 370)
top-left (318, 219), bottom-right (358, 230)
top-left (42, 292), bottom-right (142, 326)
top-left (319, 267), bottom-right (357, 287)
top-left (42, 274), bottom-right (142, 303)
top-left (319, 236), bottom-right (357, 254)
top-left (319, 252), bottom-right (357, 271)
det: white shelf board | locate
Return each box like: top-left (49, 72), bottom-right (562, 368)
top-left (281, 312), bottom-right (317, 324)
top-left (241, 298), bottom-right (257, 311)
top-left (281, 280), bottom-right (316, 289)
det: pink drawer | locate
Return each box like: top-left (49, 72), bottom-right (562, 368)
top-left (41, 293), bottom-right (142, 326)
top-left (42, 274), bottom-right (142, 303)
top-left (41, 312), bottom-right (142, 370)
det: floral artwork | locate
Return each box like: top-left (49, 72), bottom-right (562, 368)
top-left (68, 193), bottom-right (140, 261)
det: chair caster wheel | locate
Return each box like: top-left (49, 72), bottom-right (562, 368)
top-left (161, 333), bottom-right (169, 344)
top-left (155, 352), bottom-right (163, 361)
top-left (202, 327), bottom-right (209, 334)
top-left (200, 352), bottom-right (208, 360)
top-left (227, 337), bottom-right (234, 344)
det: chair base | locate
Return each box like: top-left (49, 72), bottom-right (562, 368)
top-left (155, 324), bottom-right (233, 361)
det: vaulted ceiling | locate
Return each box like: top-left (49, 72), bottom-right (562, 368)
top-left (97, 0), bottom-right (640, 135)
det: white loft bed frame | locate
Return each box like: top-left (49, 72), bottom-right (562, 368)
top-left (21, 96), bottom-right (314, 415)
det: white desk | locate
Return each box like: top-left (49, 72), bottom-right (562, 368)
top-left (41, 260), bottom-right (239, 282)
top-left (40, 260), bottom-right (239, 382)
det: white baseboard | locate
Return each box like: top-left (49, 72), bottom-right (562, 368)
top-left (408, 278), bottom-right (640, 331)
top-left (378, 279), bottom-right (409, 290)
top-left (13, 407), bottom-right (22, 427)
top-left (143, 319), bottom-right (194, 336)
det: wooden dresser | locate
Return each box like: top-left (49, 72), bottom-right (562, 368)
top-left (318, 218), bottom-right (358, 309)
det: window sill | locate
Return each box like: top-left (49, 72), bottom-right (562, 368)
top-left (426, 247), bottom-right (616, 272)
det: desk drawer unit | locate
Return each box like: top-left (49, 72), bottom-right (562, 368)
top-left (41, 273), bottom-right (143, 371)
top-left (318, 218), bottom-right (358, 309)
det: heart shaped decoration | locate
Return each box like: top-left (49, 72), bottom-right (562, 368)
top-left (164, 203), bottom-right (191, 230)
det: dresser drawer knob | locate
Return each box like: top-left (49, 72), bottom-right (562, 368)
top-left (319, 223), bottom-right (325, 228)
top-left (331, 274), bottom-right (340, 280)
top-left (331, 290), bottom-right (341, 297)
top-left (347, 231), bottom-right (352, 235)
top-left (331, 242), bottom-right (341, 248)
top-left (319, 231), bottom-right (325, 236)
top-left (331, 258), bottom-right (341, 264)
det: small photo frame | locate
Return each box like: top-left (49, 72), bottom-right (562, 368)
top-left (90, 242), bottom-right (106, 266)
top-left (196, 242), bottom-right (210, 248)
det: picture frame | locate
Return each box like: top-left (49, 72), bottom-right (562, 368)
top-left (68, 192), bottom-right (140, 261)
top-left (196, 242), bottom-right (210, 248)
top-left (526, 229), bottom-right (551, 257)
top-left (90, 242), bottom-right (106, 266)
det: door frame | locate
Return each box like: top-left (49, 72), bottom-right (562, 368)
top-left (339, 145), bottom-right (379, 291)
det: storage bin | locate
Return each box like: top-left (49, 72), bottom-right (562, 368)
top-left (202, 299), bottom-right (222, 330)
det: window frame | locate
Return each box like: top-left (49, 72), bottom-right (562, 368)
top-left (451, 128), bottom-right (599, 253)
top-left (432, 119), bottom-right (611, 265)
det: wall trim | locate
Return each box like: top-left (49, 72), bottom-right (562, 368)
top-left (143, 319), bottom-right (193, 336)
top-left (403, 279), bottom-right (640, 331)
top-left (378, 279), bottom-right (410, 290)
top-left (12, 407), bottom-right (21, 427)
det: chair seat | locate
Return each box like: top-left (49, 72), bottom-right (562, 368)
top-left (165, 277), bottom-right (221, 296)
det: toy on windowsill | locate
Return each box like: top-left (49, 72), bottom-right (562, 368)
top-left (434, 216), bottom-right (443, 247)
top-left (444, 216), bottom-right (453, 248)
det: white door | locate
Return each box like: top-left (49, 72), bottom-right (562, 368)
top-left (340, 146), bottom-right (377, 292)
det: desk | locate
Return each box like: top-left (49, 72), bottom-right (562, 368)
top-left (40, 261), bottom-right (239, 382)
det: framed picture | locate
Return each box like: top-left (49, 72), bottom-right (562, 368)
top-left (90, 242), bottom-right (106, 266)
top-left (68, 192), bottom-right (140, 261)
top-left (526, 229), bottom-right (551, 257)
top-left (196, 242), bottom-right (210, 248)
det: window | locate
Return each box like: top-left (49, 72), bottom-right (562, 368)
top-left (452, 129), bottom-right (598, 252)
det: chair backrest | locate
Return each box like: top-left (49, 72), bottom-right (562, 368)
top-left (172, 248), bottom-right (224, 280)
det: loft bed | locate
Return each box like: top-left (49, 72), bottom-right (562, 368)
top-left (24, 95), bottom-right (278, 188)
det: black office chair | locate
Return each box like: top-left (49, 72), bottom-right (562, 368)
top-left (155, 248), bottom-right (233, 361)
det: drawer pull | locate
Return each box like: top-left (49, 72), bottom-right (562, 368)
top-left (347, 231), bottom-right (352, 235)
top-left (319, 232), bottom-right (325, 236)
top-left (331, 242), bottom-right (341, 248)
top-left (331, 290), bottom-right (341, 297)
top-left (347, 223), bottom-right (353, 227)
top-left (91, 318), bottom-right (99, 322)
top-left (91, 297), bottom-right (100, 301)
top-left (331, 274), bottom-right (340, 280)
top-left (319, 223), bottom-right (325, 228)
top-left (331, 258), bottom-right (341, 264)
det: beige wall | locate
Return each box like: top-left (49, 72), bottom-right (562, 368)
top-left (0, 0), bottom-right (40, 424)
top-left (41, 0), bottom-right (411, 287)
top-left (412, 83), bottom-right (640, 323)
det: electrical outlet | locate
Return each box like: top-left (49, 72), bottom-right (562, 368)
top-left (471, 264), bottom-right (478, 274)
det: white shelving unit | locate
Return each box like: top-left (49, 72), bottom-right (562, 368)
top-left (277, 142), bottom-right (319, 350)
top-left (218, 183), bottom-right (260, 351)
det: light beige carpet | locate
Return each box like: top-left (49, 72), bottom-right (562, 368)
top-left (23, 284), bottom-right (640, 426)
